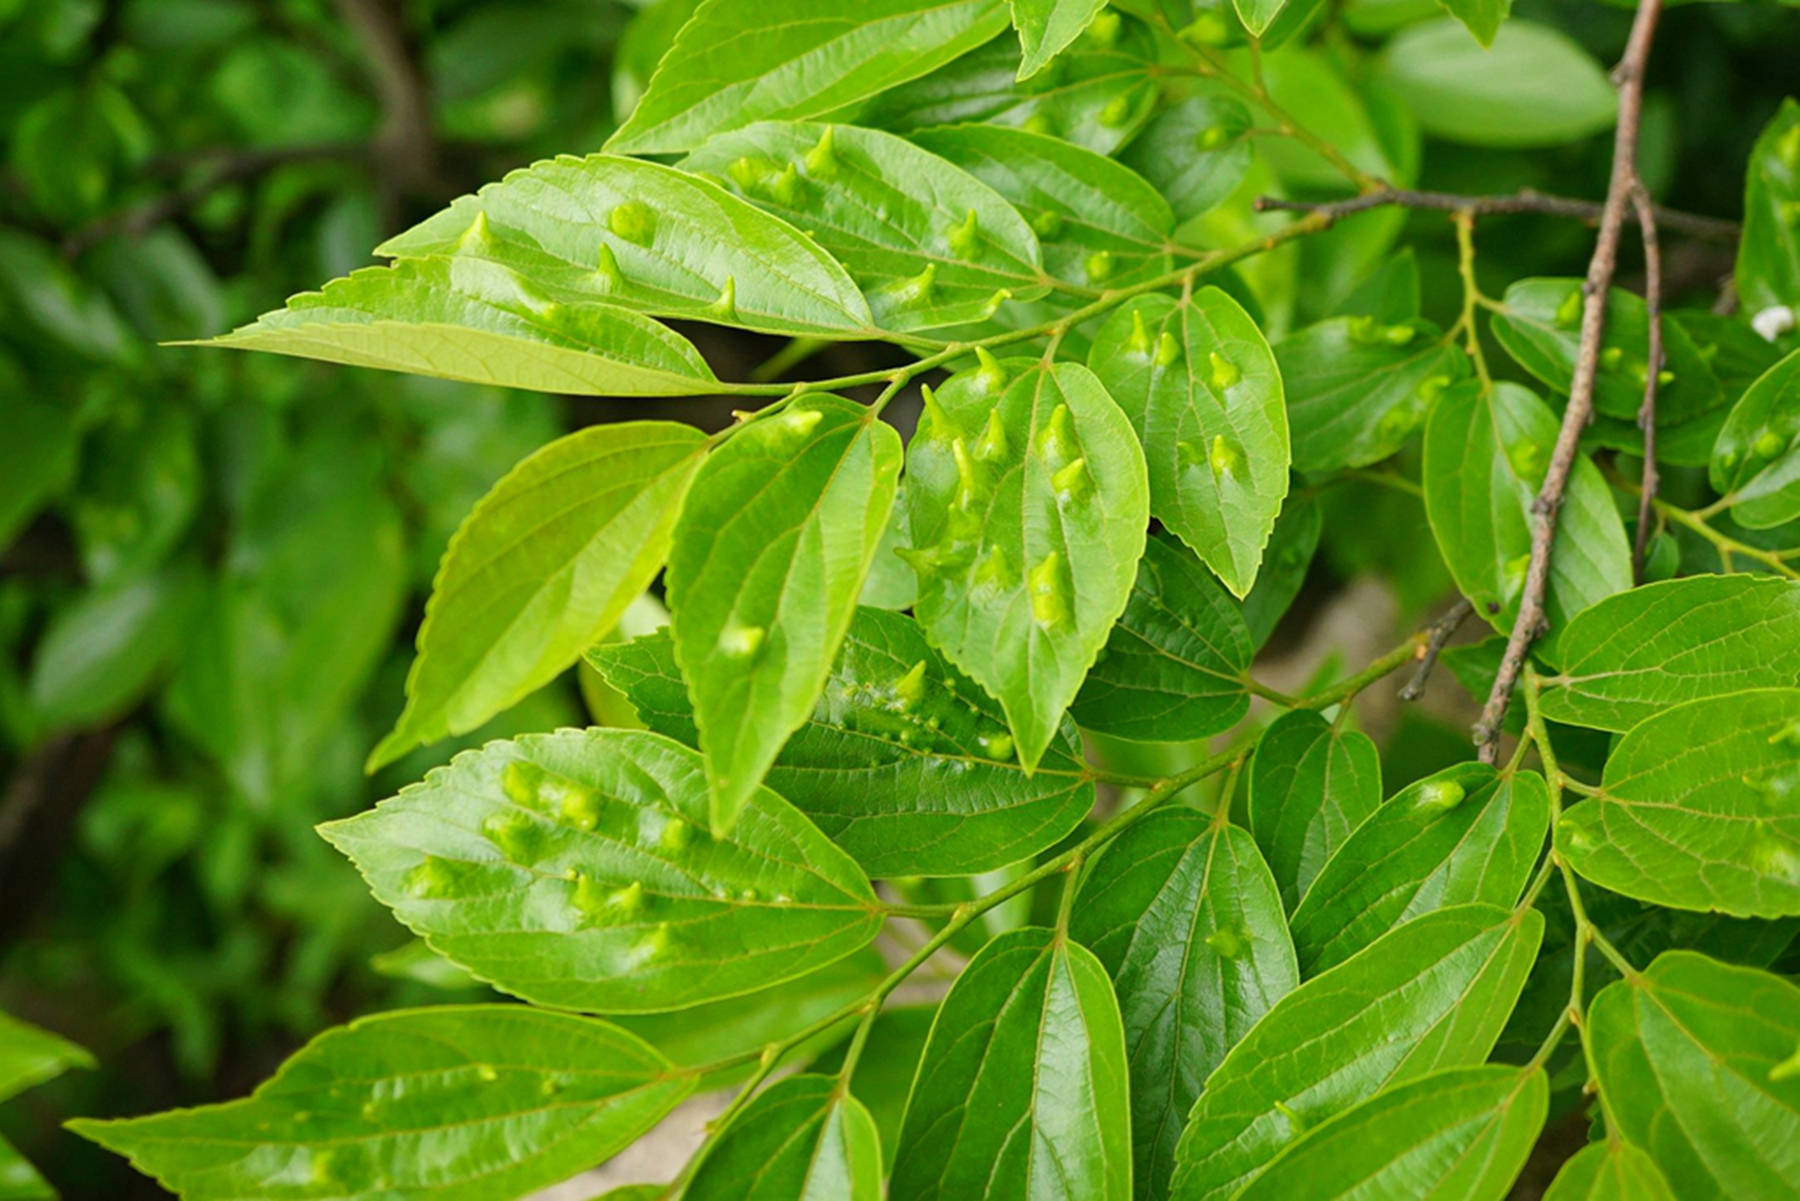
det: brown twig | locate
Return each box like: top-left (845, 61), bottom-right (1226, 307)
top-left (330, 0), bottom-right (442, 214)
top-left (1630, 183), bottom-right (1664, 582)
top-left (1399, 598), bottom-right (1475, 702)
top-left (1473, 0), bottom-right (1665, 763)
top-left (1253, 185), bottom-right (1735, 244)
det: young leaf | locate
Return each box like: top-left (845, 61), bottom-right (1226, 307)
top-left (890, 927), bottom-right (1131, 1201)
top-left (1536, 576), bottom-right (1800, 732)
top-left (667, 398), bottom-right (902, 833)
top-left (1288, 766), bottom-right (1549, 973)
top-left (1276, 317), bottom-right (1467, 473)
top-left (68, 1006), bottom-right (693, 1201)
top-left (1247, 710), bottom-right (1383, 912)
top-left (1233, 1066), bottom-right (1547, 1201)
top-left (1422, 381), bottom-right (1632, 649)
top-left (376, 155), bottom-right (875, 337)
top-left (1489, 278), bottom-right (1721, 427)
top-left (1234, 0), bottom-right (1293, 38)
top-left (607, 0), bottom-right (1011, 154)
top-left (904, 358), bottom-right (1148, 769)
top-left (1170, 903), bottom-right (1544, 1201)
top-left (682, 121), bottom-right (1046, 331)
top-left (1735, 99), bottom-right (1800, 320)
top-left (196, 257), bottom-right (721, 395)
top-left (1557, 688), bottom-right (1800, 919)
top-left (370, 422), bottom-right (706, 769)
top-left (684, 1074), bottom-right (882, 1201)
top-left (810, 1006), bottom-right (938, 1172)
top-left (1088, 288), bottom-right (1288, 598)
top-left (1010, 0), bottom-right (1109, 80)
top-left (1240, 496), bottom-right (1322, 650)
top-left (1071, 531), bottom-right (1254, 742)
top-left (319, 729), bottom-right (885, 1012)
top-left (1708, 348), bottom-right (1800, 531)
top-left (1542, 1139), bottom-right (1678, 1201)
top-left (911, 123), bottom-right (1174, 290)
top-left (1587, 952), bottom-right (1800, 1199)
top-left (1070, 811), bottom-right (1299, 1200)
top-left (1119, 96), bottom-right (1253, 224)
top-left (0, 1133), bottom-right (52, 1201)
top-left (0, 1012), bottom-right (93, 1102)
top-left (588, 608), bottom-right (1095, 878)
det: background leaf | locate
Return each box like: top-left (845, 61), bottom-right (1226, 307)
top-left (1119, 96), bottom-right (1253, 225)
top-left (1277, 317), bottom-right (1466, 474)
top-left (1708, 348), bottom-right (1800, 531)
top-left (1735, 99), bottom-right (1800, 319)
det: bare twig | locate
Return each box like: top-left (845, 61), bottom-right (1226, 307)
top-left (1630, 183), bottom-right (1664, 582)
top-left (1473, 0), bottom-right (1665, 763)
top-left (331, 0), bottom-right (441, 212)
top-left (1253, 185), bottom-right (1736, 244)
top-left (1399, 598), bottom-right (1475, 702)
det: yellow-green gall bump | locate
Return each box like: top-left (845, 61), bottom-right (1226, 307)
top-left (772, 406), bottom-right (823, 440)
top-left (594, 242), bottom-right (623, 290)
top-left (719, 623), bottom-right (766, 660)
top-left (1599, 345), bottom-right (1625, 372)
top-left (660, 816), bottom-right (694, 851)
top-left (458, 210), bottom-right (497, 253)
top-left (1197, 126), bottom-right (1232, 151)
top-left (894, 262), bottom-right (937, 305)
top-left (973, 544), bottom-right (1012, 593)
top-left (973, 346), bottom-right (1009, 395)
top-left (1208, 434), bottom-right (1242, 479)
top-left (978, 729), bottom-right (1015, 761)
top-left (558, 786), bottom-right (603, 833)
top-left (1206, 926), bottom-right (1246, 958)
top-left (948, 209), bottom-right (981, 260)
top-left (893, 659), bottom-right (928, 709)
top-left (1755, 429), bottom-right (1787, 458)
top-left (1098, 94), bottom-right (1133, 128)
top-left (1029, 552), bottom-right (1071, 629)
top-left (1039, 403), bottom-right (1077, 466)
top-left (1209, 351), bottom-right (1240, 392)
top-left (919, 384), bottom-right (957, 440)
top-left (502, 760), bottom-right (543, 807)
top-left (1021, 111), bottom-right (1056, 137)
top-left (1155, 331), bottom-right (1181, 367)
top-left (608, 201), bottom-right (656, 246)
top-left (1052, 456), bottom-right (1091, 502)
top-left (975, 408), bottom-right (1008, 463)
top-left (1414, 779), bottom-right (1467, 815)
top-left (706, 276), bottom-right (737, 321)
top-left (1084, 250), bottom-right (1117, 284)
top-left (1555, 288), bottom-right (1584, 328)
top-left (804, 126), bottom-right (838, 177)
top-left (402, 855), bottom-right (461, 899)
top-left (482, 810), bottom-right (539, 862)
top-left (1031, 208), bottom-right (1065, 239)
top-left (1128, 309), bottom-right (1154, 357)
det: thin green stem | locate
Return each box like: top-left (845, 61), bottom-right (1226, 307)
top-left (1651, 494), bottom-right (1799, 579)
top-left (1293, 634), bottom-right (1429, 711)
top-left (1452, 211), bottom-right (1494, 393)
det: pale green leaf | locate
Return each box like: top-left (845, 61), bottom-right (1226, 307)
top-left (1070, 812), bottom-right (1299, 1200)
top-left (1557, 689), bottom-right (1800, 919)
top-left (891, 927), bottom-right (1132, 1201)
top-left (1542, 1139), bottom-right (1678, 1201)
top-left (1119, 96), bottom-right (1253, 224)
top-left (1587, 952), bottom-right (1800, 1199)
top-left (608, 0), bottom-right (1011, 154)
top-left (1438, 0), bottom-right (1511, 48)
top-left (1289, 766), bottom-right (1549, 973)
top-left (1170, 903), bottom-right (1544, 1201)
top-left (1537, 576), bottom-right (1800, 732)
top-left (1709, 348), bottom-right (1800, 531)
top-left (904, 358), bottom-right (1148, 769)
top-left (319, 729), bottom-right (884, 1012)
top-left (69, 1007), bottom-right (692, 1201)
top-left (589, 609), bottom-right (1095, 878)
top-left (1010, 0), bottom-right (1109, 80)
top-left (0, 1012), bottom-right (93, 1103)
top-left (667, 398), bottom-right (902, 833)
top-left (0, 1135), bottom-right (52, 1201)
top-left (1735, 99), bottom-right (1800, 319)
top-left (197, 257), bottom-right (721, 394)
top-left (687, 1075), bottom-right (881, 1201)
top-left (1234, 1066), bottom-right (1546, 1201)
top-left (1276, 317), bottom-right (1467, 473)
top-left (376, 155), bottom-right (875, 337)
top-left (682, 121), bottom-right (1046, 331)
top-left (1247, 710), bottom-right (1382, 912)
top-left (1088, 288), bottom-right (1287, 598)
top-left (371, 421), bottom-right (706, 769)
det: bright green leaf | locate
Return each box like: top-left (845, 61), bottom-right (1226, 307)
top-left (1542, 1139), bottom-right (1678, 1201)
top-left (1709, 348), bottom-right (1800, 531)
top-left (685, 1074), bottom-right (882, 1201)
top-left (1247, 710), bottom-right (1383, 912)
top-left (1438, 0), bottom-right (1511, 48)
top-left (1736, 99), bottom-right (1800, 320)
top-left (1233, 0), bottom-right (1292, 36)
top-left (0, 1134), bottom-right (52, 1201)
top-left (1010, 0), bottom-right (1109, 80)
top-left (0, 1011), bottom-right (93, 1103)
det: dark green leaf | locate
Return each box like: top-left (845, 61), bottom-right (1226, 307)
top-left (1289, 766), bottom-right (1549, 973)
top-left (667, 398), bottom-right (901, 833)
top-left (1557, 689), bottom-right (1800, 919)
top-left (1709, 348), bottom-right (1800, 531)
top-left (1088, 288), bottom-right (1287, 598)
top-left (1119, 96), bottom-right (1253, 225)
top-left (69, 1007), bottom-right (692, 1201)
top-left (1542, 1139), bottom-right (1678, 1201)
top-left (0, 1011), bottom-right (93, 1102)
top-left (1247, 710), bottom-right (1383, 912)
top-left (1735, 99), bottom-right (1800, 320)
top-left (1277, 317), bottom-right (1467, 473)
top-left (685, 1074), bottom-right (882, 1201)
top-left (588, 608), bottom-right (1095, 877)
top-left (1071, 812), bottom-right (1299, 1200)
top-left (319, 729), bottom-right (884, 1012)
top-left (1240, 496), bottom-right (1322, 650)
top-left (0, 397), bottom-right (79, 550)
top-left (891, 927), bottom-right (1131, 1201)
top-left (1335, 249), bottom-right (1421, 325)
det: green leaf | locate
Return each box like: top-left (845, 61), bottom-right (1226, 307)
top-left (685, 1074), bottom-right (882, 1200)
top-left (1735, 99), bottom-right (1800, 319)
top-left (904, 358), bottom-right (1148, 769)
top-left (667, 398), bottom-right (901, 833)
top-left (1170, 903), bottom-right (1544, 1201)
top-left (1336, 249), bottom-right (1422, 325)
top-left (608, 0), bottom-right (1011, 154)
top-left (0, 1011), bottom-right (93, 1102)
top-left (1537, 576), bottom-right (1800, 732)
top-left (1247, 710), bottom-right (1383, 912)
top-left (1438, 0), bottom-right (1511, 48)
top-left (1119, 96), bottom-right (1253, 224)
top-left (682, 121), bottom-right (1046, 331)
top-left (1557, 689), bottom-right (1800, 919)
top-left (912, 123), bottom-right (1174, 290)
top-left (1587, 952), bottom-right (1800, 1199)
top-left (371, 422), bottom-right (706, 769)
top-left (318, 729), bottom-right (884, 1012)
top-left (1233, 0), bottom-right (1292, 37)
top-left (0, 397), bottom-right (78, 550)
top-left (28, 568), bottom-right (192, 731)
top-left (1010, 0), bottom-right (1109, 79)
top-left (1070, 812), bottom-right (1299, 1200)
top-left (1375, 20), bottom-right (1616, 148)
top-left (1241, 496), bottom-right (1322, 650)
top-left (1289, 766), bottom-right (1549, 974)
top-left (1542, 1139), bottom-right (1678, 1201)
top-left (0, 1135), bottom-right (52, 1201)
top-left (812, 1006), bottom-right (937, 1171)
top-left (376, 155), bottom-right (875, 337)
top-left (1088, 288), bottom-right (1287, 598)
top-left (1709, 348), bottom-right (1800, 531)
top-left (890, 927), bottom-right (1131, 1201)
top-left (69, 1006), bottom-right (692, 1201)
top-left (1070, 531), bottom-right (1253, 742)
top-left (1233, 1066), bottom-right (1546, 1201)
top-left (1422, 381), bottom-right (1632, 649)
top-left (588, 608), bottom-right (1095, 877)
top-left (1276, 317), bottom-right (1467, 473)
top-left (197, 257), bottom-right (721, 395)
top-left (1489, 278), bottom-right (1721, 427)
